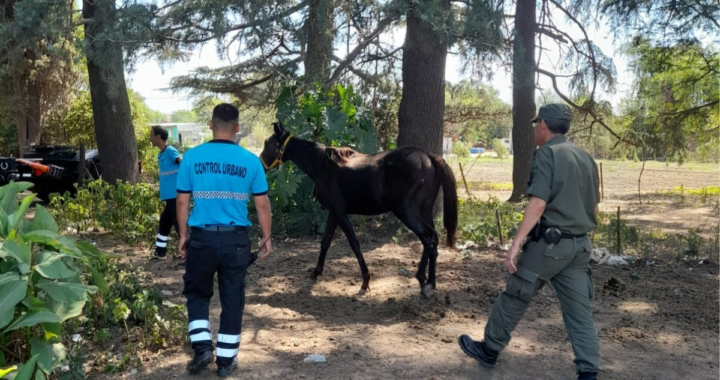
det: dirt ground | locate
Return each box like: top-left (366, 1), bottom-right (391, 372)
top-left (82, 158), bottom-right (718, 380)
top-left (98, 230), bottom-right (718, 380)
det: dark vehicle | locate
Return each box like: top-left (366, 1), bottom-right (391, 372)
top-left (0, 145), bottom-right (102, 202)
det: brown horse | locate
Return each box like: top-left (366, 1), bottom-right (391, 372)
top-left (260, 122), bottom-right (458, 298)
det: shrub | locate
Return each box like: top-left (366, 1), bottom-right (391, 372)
top-left (49, 180), bottom-right (164, 246)
top-left (457, 196), bottom-right (524, 247)
top-left (491, 139), bottom-right (509, 159)
top-left (452, 141), bottom-right (470, 157)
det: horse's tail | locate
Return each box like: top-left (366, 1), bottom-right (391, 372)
top-left (430, 154), bottom-right (458, 248)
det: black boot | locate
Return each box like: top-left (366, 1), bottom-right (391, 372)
top-left (186, 350), bottom-right (213, 374)
top-left (217, 357), bottom-right (238, 378)
top-left (578, 372), bottom-right (598, 380)
top-left (457, 334), bottom-right (499, 369)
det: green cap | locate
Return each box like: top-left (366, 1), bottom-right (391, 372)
top-left (530, 103), bottom-right (572, 123)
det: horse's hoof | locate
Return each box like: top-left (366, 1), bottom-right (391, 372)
top-left (358, 288), bottom-right (369, 296)
top-left (309, 271), bottom-right (320, 280)
top-left (421, 284), bottom-right (435, 299)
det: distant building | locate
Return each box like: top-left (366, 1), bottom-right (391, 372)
top-left (501, 134), bottom-right (513, 155)
top-left (443, 136), bottom-right (452, 155)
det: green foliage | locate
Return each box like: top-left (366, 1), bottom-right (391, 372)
top-left (452, 141), bottom-right (470, 157)
top-left (491, 139), bottom-right (509, 159)
top-left (444, 81), bottom-right (512, 145)
top-left (593, 209), bottom-right (719, 261)
top-left (48, 180), bottom-right (163, 246)
top-left (250, 83), bottom-right (379, 236)
top-left (86, 261), bottom-right (188, 351)
top-left (456, 196), bottom-right (524, 247)
top-left (0, 123), bottom-right (18, 157)
top-left (695, 140), bottom-right (720, 163)
top-left (169, 110), bottom-right (197, 123)
top-left (0, 181), bottom-right (112, 378)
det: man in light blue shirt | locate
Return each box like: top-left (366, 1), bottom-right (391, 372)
top-left (176, 103), bottom-right (272, 377)
top-left (150, 126), bottom-right (182, 261)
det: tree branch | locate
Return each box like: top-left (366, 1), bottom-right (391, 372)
top-left (536, 67), bottom-right (638, 147)
top-left (536, 26), bottom-right (567, 44)
top-left (158, 1), bottom-right (309, 44)
top-left (548, 0), bottom-right (598, 98)
top-left (324, 14), bottom-right (398, 89)
top-left (659, 99), bottom-right (720, 116)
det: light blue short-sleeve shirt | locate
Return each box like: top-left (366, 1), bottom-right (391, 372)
top-left (158, 145), bottom-right (182, 201)
top-left (176, 140), bottom-right (269, 227)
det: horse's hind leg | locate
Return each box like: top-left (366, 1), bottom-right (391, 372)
top-left (311, 214), bottom-right (338, 280)
top-left (335, 213), bottom-right (372, 295)
top-left (420, 203), bottom-right (439, 291)
top-left (394, 207), bottom-right (438, 299)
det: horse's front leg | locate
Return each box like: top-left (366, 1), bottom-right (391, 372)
top-left (335, 213), bottom-right (371, 295)
top-left (310, 214), bottom-right (338, 280)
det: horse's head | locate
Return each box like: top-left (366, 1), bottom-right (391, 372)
top-left (260, 121), bottom-right (292, 171)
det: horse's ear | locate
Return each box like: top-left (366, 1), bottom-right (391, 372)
top-left (273, 121), bottom-right (285, 136)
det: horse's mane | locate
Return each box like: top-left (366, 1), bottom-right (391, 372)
top-left (324, 146), bottom-right (365, 165)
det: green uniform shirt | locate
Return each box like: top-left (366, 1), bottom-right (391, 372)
top-left (526, 135), bottom-right (600, 235)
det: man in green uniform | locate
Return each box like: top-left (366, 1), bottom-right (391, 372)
top-left (457, 103), bottom-right (601, 380)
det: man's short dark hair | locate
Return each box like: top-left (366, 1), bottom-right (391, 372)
top-left (151, 126), bottom-right (169, 141)
top-left (212, 103), bottom-right (240, 124)
top-left (543, 118), bottom-right (570, 135)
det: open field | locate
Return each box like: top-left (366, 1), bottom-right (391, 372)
top-left (446, 157), bottom-right (719, 238)
top-left (73, 156), bottom-right (719, 380)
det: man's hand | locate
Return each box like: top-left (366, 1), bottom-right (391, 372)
top-left (254, 194), bottom-right (272, 259)
top-left (504, 196), bottom-right (546, 273)
top-left (176, 193), bottom-right (191, 259)
top-left (259, 236), bottom-right (272, 259)
top-left (505, 243), bottom-right (521, 273)
top-left (178, 234), bottom-right (189, 259)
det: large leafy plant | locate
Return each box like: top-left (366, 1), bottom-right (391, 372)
top-left (0, 181), bottom-right (113, 380)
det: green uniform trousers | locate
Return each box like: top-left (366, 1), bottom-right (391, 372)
top-left (484, 236), bottom-right (601, 373)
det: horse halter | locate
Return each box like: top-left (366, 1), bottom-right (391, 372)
top-left (261, 134), bottom-right (292, 170)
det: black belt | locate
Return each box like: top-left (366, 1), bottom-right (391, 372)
top-left (530, 231), bottom-right (586, 242)
top-left (191, 225), bottom-right (248, 233)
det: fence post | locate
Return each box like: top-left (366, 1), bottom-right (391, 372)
top-left (495, 209), bottom-right (504, 246)
top-left (458, 162), bottom-right (471, 198)
top-left (616, 206), bottom-right (621, 254)
top-left (600, 162), bottom-right (604, 201)
top-left (78, 144), bottom-right (86, 186)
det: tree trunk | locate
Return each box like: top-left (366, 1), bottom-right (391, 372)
top-left (13, 72), bottom-right (28, 157)
top-left (397, 0), bottom-right (449, 217)
top-left (508, 0), bottom-right (537, 202)
top-left (26, 78), bottom-right (42, 146)
top-left (82, 0), bottom-right (139, 184)
top-left (304, 0), bottom-right (334, 86)
top-left (396, 0), bottom-right (448, 156)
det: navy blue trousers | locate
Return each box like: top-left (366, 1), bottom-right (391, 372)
top-left (183, 227), bottom-right (253, 366)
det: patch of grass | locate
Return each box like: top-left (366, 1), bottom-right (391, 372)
top-left (467, 181), bottom-right (513, 191)
top-left (655, 185), bottom-right (719, 205)
top-left (457, 196), bottom-right (524, 247)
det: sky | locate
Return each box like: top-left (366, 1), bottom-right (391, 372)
top-left (124, 6), bottom-right (634, 115)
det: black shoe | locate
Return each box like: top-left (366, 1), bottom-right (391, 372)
top-left (457, 334), bottom-right (498, 369)
top-left (187, 350), bottom-right (213, 374)
top-left (151, 251), bottom-right (167, 261)
top-left (217, 357), bottom-right (238, 378)
top-left (578, 372), bottom-right (598, 380)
